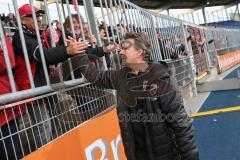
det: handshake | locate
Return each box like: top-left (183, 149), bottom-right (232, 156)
top-left (65, 36), bottom-right (120, 56)
top-left (66, 36), bottom-right (88, 56)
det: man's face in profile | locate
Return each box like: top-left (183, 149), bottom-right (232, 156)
top-left (119, 39), bottom-right (142, 67)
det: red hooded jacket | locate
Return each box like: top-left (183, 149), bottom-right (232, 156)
top-left (0, 37), bottom-right (26, 127)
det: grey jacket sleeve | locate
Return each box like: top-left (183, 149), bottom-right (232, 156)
top-left (86, 47), bottom-right (105, 57)
top-left (64, 54), bottom-right (118, 89)
top-left (159, 82), bottom-right (199, 160)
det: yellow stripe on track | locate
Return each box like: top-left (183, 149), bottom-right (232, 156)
top-left (190, 106), bottom-right (240, 118)
top-left (197, 71), bottom-right (208, 81)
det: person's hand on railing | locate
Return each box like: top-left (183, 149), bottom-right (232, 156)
top-left (66, 36), bottom-right (88, 55)
top-left (103, 43), bottom-right (119, 53)
top-left (87, 35), bottom-right (97, 44)
top-left (87, 35), bottom-right (97, 48)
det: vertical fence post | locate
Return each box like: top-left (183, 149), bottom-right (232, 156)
top-left (191, 12), bottom-right (195, 24)
top-left (201, 29), bottom-right (211, 70)
top-left (85, 0), bottom-right (108, 70)
top-left (202, 7), bottom-right (208, 26)
top-left (84, 0), bottom-right (102, 47)
top-left (12, 0), bottom-right (35, 89)
top-left (181, 23), bottom-right (197, 97)
top-left (0, 18), bottom-right (16, 92)
top-left (29, 0), bottom-right (50, 85)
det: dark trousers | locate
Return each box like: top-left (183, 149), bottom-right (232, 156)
top-left (0, 119), bottom-right (23, 160)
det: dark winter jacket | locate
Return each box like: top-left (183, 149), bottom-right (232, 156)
top-left (12, 25), bottom-right (69, 89)
top-left (64, 55), bottom-right (199, 160)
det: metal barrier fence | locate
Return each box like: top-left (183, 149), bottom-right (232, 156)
top-left (2, 0), bottom-right (240, 104)
top-left (0, 0), bottom-right (194, 104)
top-left (0, 84), bottom-right (116, 160)
top-left (203, 27), bottom-right (240, 68)
top-left (166, 56), bottom-right (195, 88)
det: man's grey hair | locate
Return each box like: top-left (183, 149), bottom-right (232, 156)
top-left (124, 32), bottom-right (152, 61)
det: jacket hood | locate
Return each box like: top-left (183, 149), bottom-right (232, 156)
top-left (117, 62), bottom-right (173, 107)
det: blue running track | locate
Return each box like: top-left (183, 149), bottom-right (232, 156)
top-left (194, 66), bottom-right (240, 160)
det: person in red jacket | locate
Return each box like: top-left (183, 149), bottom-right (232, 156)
top-left (11, 4), bottom-right (88, 153)
top-left (0, 37), bottom-right (23, 160)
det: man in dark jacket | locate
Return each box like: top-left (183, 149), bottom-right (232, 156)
top-left (11, 4), bottom-right (88, 151)
top-left (66, 32), bottom-right (199, 160)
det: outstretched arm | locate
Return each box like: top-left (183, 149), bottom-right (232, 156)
top-left (79, 55), bottom-right (118, 89)
top-left (61, 38), bottom-right (119, 90)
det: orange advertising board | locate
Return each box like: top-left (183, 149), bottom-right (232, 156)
top-left (22, 107), bottom-right (126, 160)
top-left (217, 50), bottom-right (240, 73)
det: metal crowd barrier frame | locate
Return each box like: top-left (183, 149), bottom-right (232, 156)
top-left (203, 27), bottom-right (240, 70)
top-left (0, 84), bottom-right (116, 159)
top-left (0, 0), bottom-right (193, 104)
top-left (0, 0), bottom-right (240, 104)
top-left (166, 56), bottom-right (195, 88)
